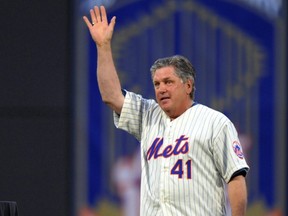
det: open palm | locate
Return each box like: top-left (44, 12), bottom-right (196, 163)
top-left (83, 6), bottom-right (116, 46)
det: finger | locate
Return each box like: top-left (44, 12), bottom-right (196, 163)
top-left (100, 5), bottom-right (108, 24)
top-left (83, 16), bottom-right (92, 28)
top-left (90, 8), bottom-right (97, 24)
top-left (94, 6), bottom-right (101, 22)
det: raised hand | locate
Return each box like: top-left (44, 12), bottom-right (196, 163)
top-left (83, 6), bottom-right (116, 47)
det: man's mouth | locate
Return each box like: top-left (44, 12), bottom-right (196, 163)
top-left (160, 97), bottom-right (170, 101)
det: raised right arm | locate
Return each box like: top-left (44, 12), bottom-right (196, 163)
top-left (83, 6), bottom-right (124, 114)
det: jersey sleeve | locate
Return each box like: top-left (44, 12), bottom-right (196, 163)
top-left (212, 119), bottom-right (250, 183)
top-left (113, 90), bottom-right (155, 141)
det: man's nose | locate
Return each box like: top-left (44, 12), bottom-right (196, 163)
top-left (158, 83), bottom-right (167, 93)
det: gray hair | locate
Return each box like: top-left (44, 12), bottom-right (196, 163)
top-left (150, 55), bottom-right (196, 100)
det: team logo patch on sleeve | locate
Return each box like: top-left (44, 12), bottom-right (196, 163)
top-left (232, 141), bottom-right (244, 159)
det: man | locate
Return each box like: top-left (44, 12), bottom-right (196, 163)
top-left (83, 6), bottom-right (249, 216)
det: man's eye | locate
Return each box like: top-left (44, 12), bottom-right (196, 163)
top-left (154, 83), bottom-right (159, 87)
top-left (166, 80), bottom-right (172, 85)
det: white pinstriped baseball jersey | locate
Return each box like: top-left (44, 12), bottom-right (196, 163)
top-left (114, 91), bottom-right (249, 216)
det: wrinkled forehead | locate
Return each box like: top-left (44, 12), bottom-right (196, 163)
top-left (152, 66), bottom-right (178, 80)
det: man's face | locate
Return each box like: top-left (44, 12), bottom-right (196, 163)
top-left (153, 66), bottom-right (192, 119)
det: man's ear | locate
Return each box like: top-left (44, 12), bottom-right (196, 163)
top-left (185, 79), bottom-right (193, 95)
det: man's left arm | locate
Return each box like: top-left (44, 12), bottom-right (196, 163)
top-left (227, 175), bottom-right (248, 216)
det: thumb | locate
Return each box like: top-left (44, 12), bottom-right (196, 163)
top-left (109, 16), bottom-right (116, 32)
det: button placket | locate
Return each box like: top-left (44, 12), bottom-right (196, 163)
top-left (161, 120), bottom-right (173, 204)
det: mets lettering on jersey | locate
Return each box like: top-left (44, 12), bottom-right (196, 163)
top-left (147, 135), bottom-right (189, 160)
top-left (114, 91), bottom-right (249, 216)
